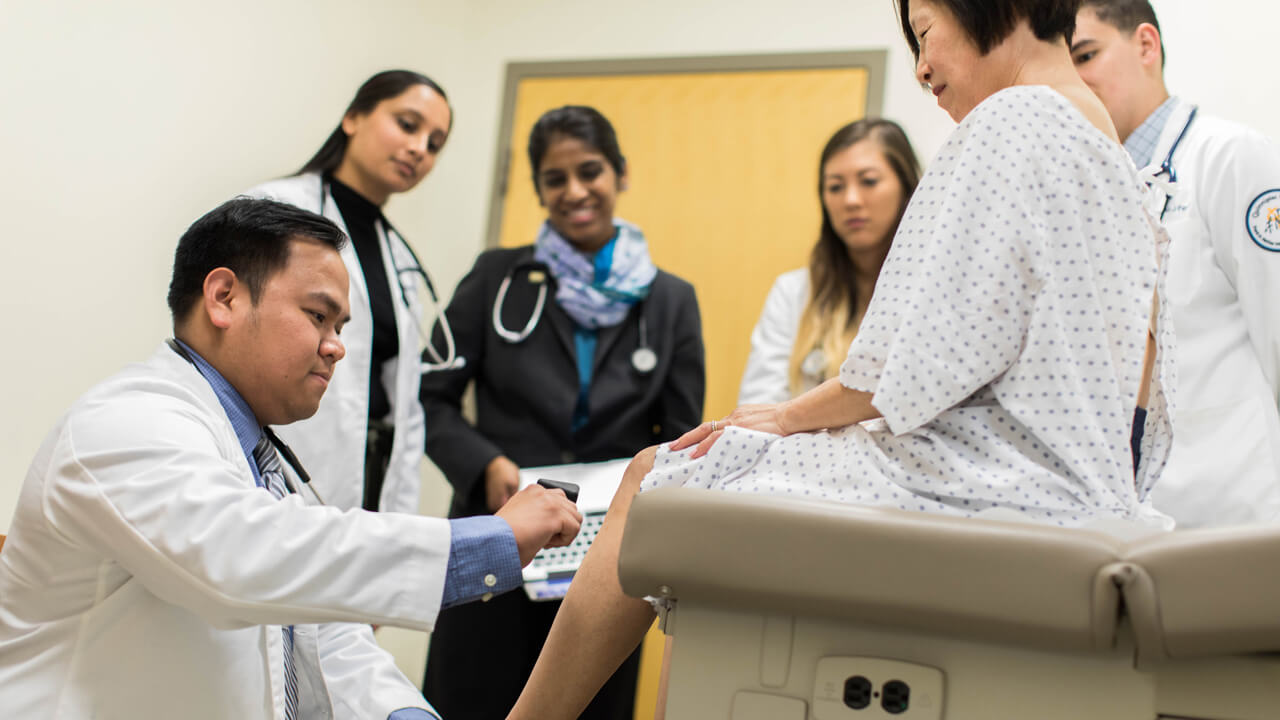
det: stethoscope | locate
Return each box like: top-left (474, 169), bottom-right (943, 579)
top-left (320, 183), bottom-right (461, 373)
top-left (167, 339), bottom-right (327, 506)
top-left (1150, 105), bottom-right (1198, 221)
top-left (493, 260), bottom-right (658, 374)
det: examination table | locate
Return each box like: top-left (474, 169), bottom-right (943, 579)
top-left (617, 488), bottom-right (1280, 719)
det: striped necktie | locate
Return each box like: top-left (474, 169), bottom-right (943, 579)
top-left (252, 432), bottom-right (299, 720)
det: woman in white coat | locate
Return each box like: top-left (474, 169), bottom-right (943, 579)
top-left (246, 70), bottom-right (454, 514)
top-left (737, 119), bottom-right (921, 405)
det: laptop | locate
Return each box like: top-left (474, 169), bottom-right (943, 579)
top-left (518, 458), bottom-right (630, 601)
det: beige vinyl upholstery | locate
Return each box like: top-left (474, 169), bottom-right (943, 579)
top-left (1123, 525), bottom-right (1280, 662)
top-left (618, 488), bottom-right (1280, 719)
top-left (619, 489), bottom-right (1127, 653)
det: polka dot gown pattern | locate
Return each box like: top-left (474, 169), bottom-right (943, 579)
top-left (645, 87), bottom-right (1164, 527)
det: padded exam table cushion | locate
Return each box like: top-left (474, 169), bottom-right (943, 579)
top-left (617, 488), bottom-right (1280, 662)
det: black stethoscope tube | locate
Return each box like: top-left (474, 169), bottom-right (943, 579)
top-left (1156, 106), bottom-right (1198, 221)
top-left (320, 182), bottom-right (459, 372)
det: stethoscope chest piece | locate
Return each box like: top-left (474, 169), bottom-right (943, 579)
top-left (631, 347), bottom-right (657, 374)
top-left (630, 308), bottom-right (656, 374)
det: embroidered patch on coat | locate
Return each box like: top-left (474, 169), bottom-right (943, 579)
top-left (1247, 189), bottom-right (1280, 252)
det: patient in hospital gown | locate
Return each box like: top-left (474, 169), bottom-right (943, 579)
top-left (507, 3), bottom-right (1174, 715)
top-left (643, 85), bottom-right (1170, 528)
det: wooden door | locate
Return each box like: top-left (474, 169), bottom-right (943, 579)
top-left (491, 55), bottom-right (881, 420)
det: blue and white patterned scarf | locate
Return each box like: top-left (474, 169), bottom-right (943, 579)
top-left (533, 219), bottom-right (657, 329)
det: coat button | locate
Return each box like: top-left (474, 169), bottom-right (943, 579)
top-left (560, 451), bottom-right (576, 463)
top-left (484, 574), bottom-right (497, 587)
top-left (481, 592), bottom-right (494, 602)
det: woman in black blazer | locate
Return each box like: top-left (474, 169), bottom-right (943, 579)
top-left (420, 105), bottom-right (705, 719)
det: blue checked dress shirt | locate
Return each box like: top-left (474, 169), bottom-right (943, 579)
top-left (1124, 96), bottom-right (1179, 169)
top-left (173, 340), bottom-right (520, 719)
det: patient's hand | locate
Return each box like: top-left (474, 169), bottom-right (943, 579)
top-left (672, 403), bottom-right (788, 458)
top-left (680, 381), bottom-right (880, 460)
top-left (495, 483), bottom-right (584, 566)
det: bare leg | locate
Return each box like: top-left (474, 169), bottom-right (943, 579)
top-left (508, 447), bottom-right (660, 720)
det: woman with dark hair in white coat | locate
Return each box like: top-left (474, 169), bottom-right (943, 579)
top-left (246, 70), bottom-right (454, 514)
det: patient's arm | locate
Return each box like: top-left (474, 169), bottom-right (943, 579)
top-left (681, 377), bottom-right (882, 458)
top-left (508, 447), bottom-right (661, 720)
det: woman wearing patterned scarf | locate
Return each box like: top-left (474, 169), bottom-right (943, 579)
top-left (420, 105), bottom-right (706, 719)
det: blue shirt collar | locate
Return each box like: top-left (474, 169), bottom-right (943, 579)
top-left (1123, 96), bottom-right (1179, 170)
top-left (172, 338), bottom-right (265, 483)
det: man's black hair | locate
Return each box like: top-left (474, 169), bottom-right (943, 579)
top-left (167, 197), bottom-right (347, 322)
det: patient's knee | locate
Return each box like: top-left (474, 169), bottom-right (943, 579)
top-left (611, 446), bottom-right (659, 505)
top-left (628, 446), bottom-right (659, 483)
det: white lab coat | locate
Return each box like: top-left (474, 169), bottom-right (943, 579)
top-left (243, 172), bottom-right (427, 513)
top-left (1145, 99), bottom-right (1280, 527)
top-left (0, 345), bottom-right (452, 718)
top-left (738, 268), bottom-right (812, 405)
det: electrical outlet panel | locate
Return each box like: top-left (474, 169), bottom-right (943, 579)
top-left (812, 656), bottom-right (945, 720)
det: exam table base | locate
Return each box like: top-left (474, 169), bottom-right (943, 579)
top-left (661, 604), bottom-right (1280, 720)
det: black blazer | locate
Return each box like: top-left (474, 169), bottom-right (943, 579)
top-left (422, 245), bottom-right (706, 517)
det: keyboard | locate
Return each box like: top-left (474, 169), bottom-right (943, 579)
top-left (522, 510), bottom-right (606, 601)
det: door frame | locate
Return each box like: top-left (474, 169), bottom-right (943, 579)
top-left (483, 50), bottom-right (889, 248)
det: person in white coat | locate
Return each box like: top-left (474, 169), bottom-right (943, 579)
top-left (1073, 0), bottom-right (1280, 527)
top-left (0, 198), bottom-right (581, 719)
top-left (738, 119), bottom-right (920, 405)
top-left (245, 70), bottom-right (455, 514)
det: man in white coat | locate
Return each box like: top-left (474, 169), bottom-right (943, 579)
top-left (0, 198), bottom-right (582, 719)
top-left (1073, 0), bottom-right (1280, 527)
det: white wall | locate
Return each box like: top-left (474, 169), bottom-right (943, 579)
top-left (12, 0), bottom-right (1278, 539)
top-left (2, 0), bottom-right (1278, 691)
top-left (0, 0), bottom-right (466, 530)
top-left (1157, 0), bottom-right (1280, 134)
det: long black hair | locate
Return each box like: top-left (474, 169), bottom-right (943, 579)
top-left (298, 70), bottom-right (451, 176)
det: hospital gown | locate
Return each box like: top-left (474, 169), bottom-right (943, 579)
top-left (645, 86), bottom-right (1169, 527)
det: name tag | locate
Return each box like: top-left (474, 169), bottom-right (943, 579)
top-left (1162, 202), bottom-right (1191, 220)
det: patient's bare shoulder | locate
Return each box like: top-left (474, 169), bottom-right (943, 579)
top-left (1054, 84), bottom-right (1120, 143)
